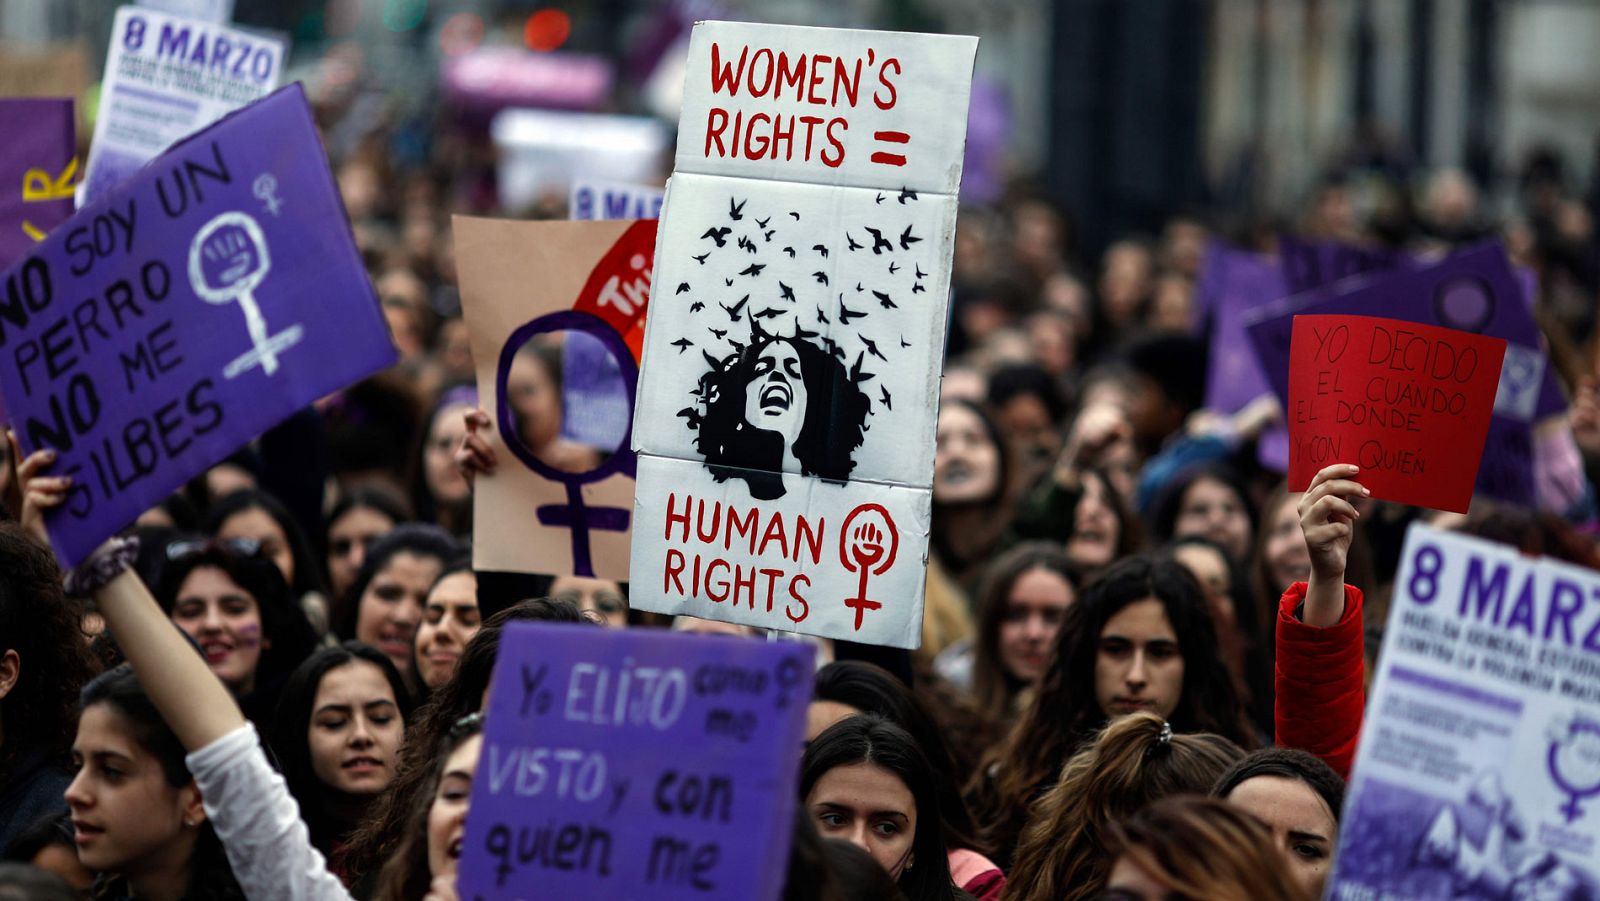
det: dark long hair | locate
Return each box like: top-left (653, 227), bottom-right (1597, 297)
top-left (801, 717), bottom-right (964, 901)
top-left (1213, 746), bottom-right (1346, 823)
top-left (205, 488), bottom-right (328, 602)
top-left (268, 642), bottom-right (416, 855)
top-left (0, 525), bottom-right (97, 775)
top-left (339, 598), bottom-right (588, 883)
top-left (1169, 535), bottom-right (1274, 735)
top-left (335, 523), bottom-right (463, 640)
top-left (370, 712), bottom-right (484, 901)
top-left (970, 543), bottom-right (1078, 715)
top-left (1148, 463), bottom-right (1257, 551)
top-left (813, 662), bottom-right (986, 855)
top-left (969, 554), bottom-right (1252, 861)
top-left (694, 334), bottom-right (871, 500)
top-left (155, 540), bottom-right (318, 728)
top-left (79, 665), bottom-right (243, 900)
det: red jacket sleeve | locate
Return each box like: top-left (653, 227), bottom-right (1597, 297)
top-left (1273, 581), bottom-right (1365, 780)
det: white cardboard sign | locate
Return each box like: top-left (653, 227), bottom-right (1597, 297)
top-left (629, 21), bottom-right (977, 648)
top-left (84, 7), bottom-right (283, 205)
top-left (1330, 523), bottom-right (1600, 896)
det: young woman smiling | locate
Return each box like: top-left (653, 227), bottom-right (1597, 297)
top-left (156, 539), bottom-right (318, 732)
top-left (337, 525), bottom-right (463, 696)
top-left (269, 642), bottom-right (414, 874)
top-left (413, 561), bottom-right (479, 692)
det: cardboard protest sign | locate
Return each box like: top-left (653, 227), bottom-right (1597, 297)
top-left (1287, 315), bottom-right (1505, 513)
top-left (0, 99), bottom-right (76, 269)
top-left (1246, 244), bottom-right (1558, 505)
top-left (1331, 523), bottom-right (1600, 897)
top-left (0, 43), bottom-right (88, 103)
top-left (454, 216), bottom-right (654, 580)
top-left (83, 7), bottom-right (283, 205)
top-left (571, 179), bottom-right (666, 221)
top-left (564, 181), bottom-right (663, 451)
top-left (0, 84), bottom-right (395, 567)
top-left (459, 622), bottom-right (811, 900)
top-left (630, 22), bottom-right (978, 648)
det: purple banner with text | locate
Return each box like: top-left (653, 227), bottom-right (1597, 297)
top-left (0, 84), bottom-right (395, 566)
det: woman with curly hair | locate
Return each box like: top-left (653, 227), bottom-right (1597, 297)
top-left (0, 522), bottom-right (99, 849)
top-left (1103, 795), bottom-right (1309, 901)
top-left (1003, 712), bottom-right (1243, 901)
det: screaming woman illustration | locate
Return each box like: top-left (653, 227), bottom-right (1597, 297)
top-left (685, 332), bottom-right (871, 501)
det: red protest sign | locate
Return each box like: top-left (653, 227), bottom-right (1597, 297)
top-left (1288, 314), bottom-right (1506, 513)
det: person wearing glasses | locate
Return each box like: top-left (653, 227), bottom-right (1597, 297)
top-left (156, 537), bottom-right (319, 732)
top-left (547, 575), bottom-right (629, 628)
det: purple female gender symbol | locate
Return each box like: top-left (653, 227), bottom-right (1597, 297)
top-left (1547, 717), bottom-right (1600, 824)
top-left (495, 310), bottom-right (638, 578)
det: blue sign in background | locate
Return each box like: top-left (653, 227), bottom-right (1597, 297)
top-left (0, 84), bottom-right (395, 566)
top-left (461, 623), bottom-right (811, 900)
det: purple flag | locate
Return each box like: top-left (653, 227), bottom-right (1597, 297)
top-left (460, 622), bottom-right (811, 900)
top-left (0, 99), bottom-right (76, 270)
top-left (1278, 234), bottom-right (1411, 294)
top-left (1244, 244), bottom-right (1551, 505)
top-left (0, 84), bottom-right (396, 566)
top-left (1201, 244), bottom-right (1292, 470)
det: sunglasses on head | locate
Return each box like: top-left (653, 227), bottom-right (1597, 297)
top-left (166, 536), bottom-right (264, 562)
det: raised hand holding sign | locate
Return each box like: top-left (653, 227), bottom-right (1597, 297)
top-left (0, 85), bottom-right (394, 566)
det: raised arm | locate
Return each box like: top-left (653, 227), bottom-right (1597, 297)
top-left (90, 562), bottom-right (247, 750)
top-left (1275, 463), bottom-right (1368, 777)
top-left (17, 436), bottom-right (248, 752)
top-left (1298, 462), bottom-right (1365, 626)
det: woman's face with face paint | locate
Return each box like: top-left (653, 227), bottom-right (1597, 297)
top-left (743, 340), bottom-right (808, 445)
top-left (170, 566), bottom-right (266, 695)
top-left (934, 403), bottom-right (1001, 504)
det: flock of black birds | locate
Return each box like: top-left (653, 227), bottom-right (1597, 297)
top-left (667, 190), bottom-right (934, 422)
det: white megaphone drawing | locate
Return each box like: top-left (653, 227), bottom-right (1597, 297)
top-left (188, 211), bottom-right (304, 379)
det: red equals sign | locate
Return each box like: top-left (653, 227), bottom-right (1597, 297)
top-left (871, 131), bottom-right (909, 167)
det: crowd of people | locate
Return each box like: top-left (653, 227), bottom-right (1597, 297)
top-left (3, 37), bottom-right (1600, 899)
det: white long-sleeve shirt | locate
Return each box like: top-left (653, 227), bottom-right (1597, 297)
top-left (186, 724), bottom-right (355, 901)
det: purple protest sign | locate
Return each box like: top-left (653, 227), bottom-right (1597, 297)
top-left (460, 623), bottom-right (811, 900)
top-left (1244, 244), bottom-right (1549, 505)
top-left (1204, 244), bottom-right (1284, 414)
top-left (1277, 234), bottom-right (1411, 295)
top-left (0, 84), bottom-right (396, 566)
top-left (0, 99), bottom-right (76, 270)
top-left (1201, 244), bottom-right (1292, 470)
